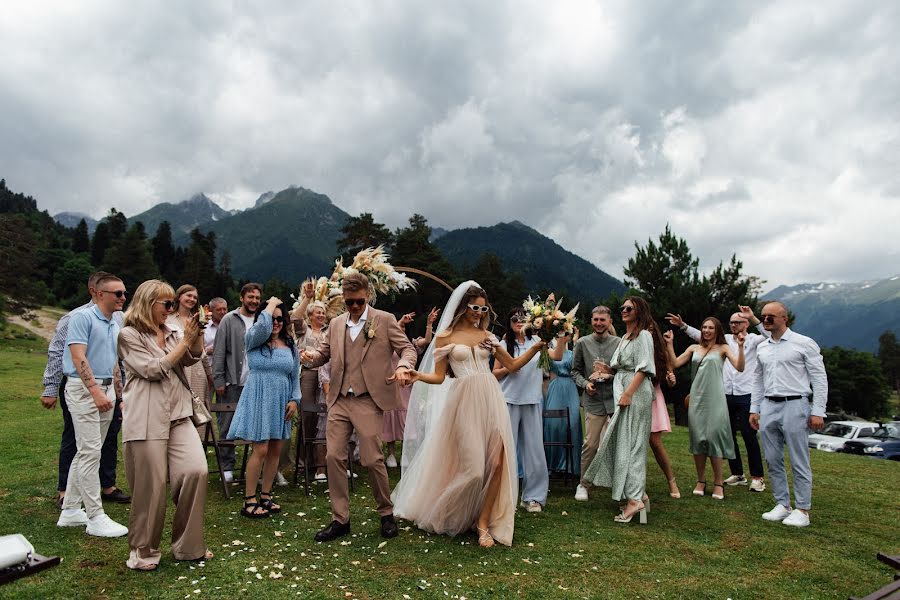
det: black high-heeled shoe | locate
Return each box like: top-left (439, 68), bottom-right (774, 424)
top-left (693, 481), bottom-right (707, 497)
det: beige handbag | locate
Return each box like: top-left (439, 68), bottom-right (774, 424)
top-left (174, 367), bottom-right (211, 427)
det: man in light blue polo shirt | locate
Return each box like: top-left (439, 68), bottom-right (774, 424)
top-left (57, 273), bottom-right (129, 538)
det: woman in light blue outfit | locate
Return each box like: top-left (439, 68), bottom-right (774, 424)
top-left (543, 333), bottom-right (583, 476)
top-left (228, 296), bottom-right (300, 519)
top-left (494, 308), bottom-right (548, 513)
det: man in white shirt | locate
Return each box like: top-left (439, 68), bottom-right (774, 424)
top-left (667, 306), bottom-right (769, 492)
top-left (204, 297), bottom-right (228, 398)
top-left (750, 301), bottom-right (827, 528)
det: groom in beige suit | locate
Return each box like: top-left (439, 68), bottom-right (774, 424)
top-left (302, 272), bottom-right (417, 542)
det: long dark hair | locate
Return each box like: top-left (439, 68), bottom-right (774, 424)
top-left (700, 317), bottom-right (727, 347)
top-left (254, 303), bottom-right (294, 356)
top-left (647, 319), bottom-right (671, 385)
top-left (623, 296), bottom-right (654, 338)
top-left (443, 285), bottom-right (493, 336)
top-left (503, 307), bottom-right (533, 357)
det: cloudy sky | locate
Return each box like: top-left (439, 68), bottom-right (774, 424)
top-left (2, 1), bottom-right (898, 286)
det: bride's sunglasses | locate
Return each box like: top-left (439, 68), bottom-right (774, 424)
top-left (467, 304), bottom-right (490, 313)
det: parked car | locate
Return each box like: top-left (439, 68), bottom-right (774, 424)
top-left (841, 422), bottom-right (900, 460)
top-left (807, 420), bottom-right (880, 452)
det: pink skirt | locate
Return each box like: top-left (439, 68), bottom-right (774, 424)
top-left (382, 384), bottom-right (411, 442)
top-left (650, 384), bottom-right (671, 433)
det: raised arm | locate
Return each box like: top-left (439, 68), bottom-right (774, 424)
top-left (666, 313), bottom-right (700, 342)
top-left (722, 333), bottom-right (746, 372)
top-left (663, 330), bottom-right (695, 369)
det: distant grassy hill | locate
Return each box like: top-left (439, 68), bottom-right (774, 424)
top-left (434, 221), bottom-right (624, 301)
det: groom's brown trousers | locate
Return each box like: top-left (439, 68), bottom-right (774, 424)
top-left (326, 393), bottom-right (393, 524)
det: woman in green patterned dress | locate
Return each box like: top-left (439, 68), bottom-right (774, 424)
top-left (664, 318), bottom-right (745, 501)
top-left (583, 296), bottom-right (657, 524)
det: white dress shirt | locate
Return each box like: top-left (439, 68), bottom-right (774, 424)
top-left (685, 323), bottom-right (769, 395)
top-left (750, 328), bottom-right (828, 417)
top-left (346, 305), bottom-right (369, 342)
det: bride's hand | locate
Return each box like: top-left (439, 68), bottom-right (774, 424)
top-left (478, 335), bottom-right (495, 352)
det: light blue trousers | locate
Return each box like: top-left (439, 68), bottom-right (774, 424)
top-left (760, 399), bottom-right (813, 510)
top-left (507, 403), bottom-right (549, 505)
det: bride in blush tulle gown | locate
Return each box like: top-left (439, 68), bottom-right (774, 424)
top-left (391, 282), bottom-right (544, 548)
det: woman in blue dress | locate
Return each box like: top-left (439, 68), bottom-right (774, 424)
top-left (228, 296), bottom-right (300, 519)
top-left (543, 331), bottom-right (583, 476)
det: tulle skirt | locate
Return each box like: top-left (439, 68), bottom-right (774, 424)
top-left (392, 372), bottom-right (517, 546)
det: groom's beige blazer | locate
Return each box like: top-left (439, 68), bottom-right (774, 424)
top-left (308, 307), bottom-right (417, 411)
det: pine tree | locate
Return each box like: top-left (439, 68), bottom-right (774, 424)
top-left (91, 221), bottom-right (111, 266)
top-left (336, 213), bottom-right (394, 262)
top-left (151, 221), bottom-right (178, 282)
top-left (101, 223), bottom-right (159, 293)
top-left (72, 219), bottom-right (91, 254)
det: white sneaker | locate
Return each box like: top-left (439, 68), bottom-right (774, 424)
top-left (222, 470), bottom-right (234, 483)
top-left (749, 478), bottom-right (766, 493)
top-left (724, 475), bottom-right (747, 486)
top-left (521, 500), bottom-right (543, 513)
top-left (574, 484), bottom-right (589, 502)
top-left (314, 472), bottom-right (327, 481)
top-left (57, 508), bottom-right (88, 527)
top-left (385, 454), bottom-right (398, 468)
top-left (86, 513), bottom-right (128, 537)
top-left (275, 472), bottom-right (289, 487)
top-left (762, 504), bottom-right (792, 522)
top-left (782, 509), bottom-right (811, 527)
top-left (346, 470), bottom-right (358, 479)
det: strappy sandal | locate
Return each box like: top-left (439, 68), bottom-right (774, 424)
top-left (240, 494), bottom-right (269, 519)
top-left (476, 526), bottom-right (495, 548)
top-left (711, 483), bottom-right (725, 501)
top-left (260, 491), bottom-right (281, 514)
top-left (693, 481), bottom-right (707, 496)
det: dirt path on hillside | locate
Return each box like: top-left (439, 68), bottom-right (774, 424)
top-left (6, 307), bottom-right (65, 341)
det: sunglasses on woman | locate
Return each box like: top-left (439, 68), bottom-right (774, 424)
top-left (272, 316), bottom-right (285, 324)
top-left (155, 300), bottom-right (175, 311)
top-left (467, 304), bottom-right (490, 313)
top-left (510, 315), bottom-right (526, 323)
top-left (619, 305), bottom-right (634, 313)
top-left (345, 298), bottom-right (367, 307)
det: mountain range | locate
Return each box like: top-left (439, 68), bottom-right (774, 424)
top-left (127, 193), bottom-right (234, 236)
top-left (49, 187), bottom-right (898, 351)
top-left (54, 185), bottom-right (625, 302)
top-left (767, 277), bottom-right (900, 352)
top-left (54, 211), bottom-right (98, 233)
top-left (434, 221), bottom-right (624, 302)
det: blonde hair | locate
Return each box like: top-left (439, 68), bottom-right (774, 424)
top-left (125, 280), bottom-right (175, 335)
top-left (306, 300), bottom-right (327, 318)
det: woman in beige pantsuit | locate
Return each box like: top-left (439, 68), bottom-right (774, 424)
top-left (118, 279), bottom-right (212, 571)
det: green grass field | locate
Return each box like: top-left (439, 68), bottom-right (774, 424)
top-left (0, 324), bottom-right (897, 599)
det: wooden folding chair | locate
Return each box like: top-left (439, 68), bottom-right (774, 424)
top-left (542, 407), bottom-right (576, 488)
top-left (294, 402), bottom-right (356, 496)
top-left (204, 403), bottom-right (251, 499)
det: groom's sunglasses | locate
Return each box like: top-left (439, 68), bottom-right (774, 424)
top-left (345, 298), bottom-right (367, 307)
top-left (467, 304), bottom-right (490, 313)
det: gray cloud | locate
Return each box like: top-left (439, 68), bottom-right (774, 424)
top-left (1, 0), bottom-right (898, 286)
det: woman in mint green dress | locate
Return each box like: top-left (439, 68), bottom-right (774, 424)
top-left (664, 317), bottom-right (745, 501)
top-left (583, 297), bottom-right (657, 524)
